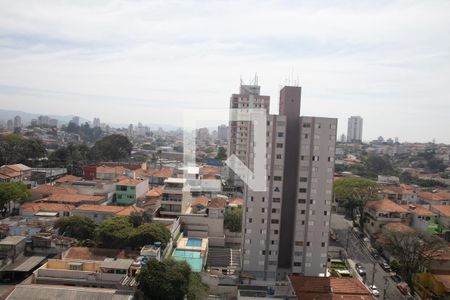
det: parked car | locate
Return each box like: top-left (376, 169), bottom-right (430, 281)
top-left (397, 282), bottom-right (411, 295)
top-left (368, 285), bottom-right (380, 297)
top-left (391, 274), bottom-right (402, 283)
top-left (355, 263), bottom-right (366, 277)
top-left (379, 261), bottom-right (392, 272)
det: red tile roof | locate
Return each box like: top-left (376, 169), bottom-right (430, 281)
top-left (117, 178), bottom-right (144, 186)
top-left (146, 186), bottom-right (162, 198)
top-left (432, 205), bottom-right (450, 218)
top-left (383, 222), bottom-right (416, 233)
top-left (365, 199), bottom-right (408, 213)
top-left (54, 175), bottom-right (82, 183)
top-left (401, 204), bottom-right (436, 216)
top-left (75, 204), bottom-right (144, 216)
top-left (191, 196), bottom-right (209, 207)
top-left (229, 197), bottom-right (244, 206)
top-left (418, 191), bottom-right (450, 202)
top-left (32, 185), bottom-right (78, 196)
top-left (43, 194), bottom-right (106, 204)
top-left (288, 275), bottom-right (374, 300)
top-left (20, 202), bottom-right (75, 213)
top-left (96, 165), bottom-right (129, 174)
top-left (208, 197), bottom-right (227, 209)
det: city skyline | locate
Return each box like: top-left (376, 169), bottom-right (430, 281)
top-left (1, 1), bottom-right (449, 143)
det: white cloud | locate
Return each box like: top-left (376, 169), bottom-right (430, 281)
top-left (0, 0), bottom-right (449, 142)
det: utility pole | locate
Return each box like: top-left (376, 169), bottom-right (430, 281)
top-left (382, 276), bottom-right (389, 299)
top-left (371, 260), bottom-right (376, 287)
top-left (345, 227), bottom-right (351, 252)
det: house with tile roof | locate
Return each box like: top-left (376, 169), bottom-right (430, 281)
top-left (382, 184), bottom-right (419, 204)
top-left (0, 164), bottom-right (31, 183)
top-left (30, 185), bottom-right (78, 201)
top-left (431, 205), bottom-right (450, 236)
top-left (72, 204), bottom-right (144, 222)
top-left (402, 204), bottom-right (439, 233)
top-left (364, 199), bottom-right (411, 237)
top-left (20, 203), bottom-right (75, 218)
top-left (115, 178), bottom-right (149, 205)
top-left (37, 194), bottom-right (106, 206)
top-left (419, 191), bottom-right (450, 206)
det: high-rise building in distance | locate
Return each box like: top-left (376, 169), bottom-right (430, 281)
top-left (347, 116), bottom-right (363, 143)
top-left (228, 83), bottom-right (337, 282)
top-left (93, 118), bottom-right (101, 128)
top-left (13, 115), bottom-right (21, 128)
top-left (217, 124), bottom-right (228, 142)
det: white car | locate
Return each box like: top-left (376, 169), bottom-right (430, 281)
top-left (368, 285), bottom-right (380, 297)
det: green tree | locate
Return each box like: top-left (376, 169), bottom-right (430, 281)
top-left (129, 211), bottom-right (153, 227)
top-left (364, 154), bottom-right (395, 178)
top-left (0, 181), bottom-right (30, 213)
top-left (333, 177), bottom-right (378, 227)
top-left (135, 259), bottom-right (206, 300)
top-left (224, 206), bottom-right (242, 232)
top-left (0, 134), bottom-right (46, 165)
top-left (89, 134), bottom-right (132, 162)
top-left (54, 216), bottom-right (97, 240)
top-left (94, 216), bottom-right (133, 248)
top-left (215, 146), bottom-right (227, 160)
top-left (383, 231), bottom-right (446, 290)
top-left (130, 223), bottom-right (171, 249)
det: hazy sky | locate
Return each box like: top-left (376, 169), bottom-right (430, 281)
top-left (0, 0), bottom-right (449, 143)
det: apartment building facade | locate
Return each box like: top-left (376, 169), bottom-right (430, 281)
top-left (347, 116), bottom-right (363, 143)
top-left (230, 84), bottom-right (337, 281)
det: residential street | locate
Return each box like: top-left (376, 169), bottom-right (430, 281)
top-left (330, 212), bottom-right (411, 299)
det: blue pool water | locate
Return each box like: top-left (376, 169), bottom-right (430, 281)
top-left (173, 249), bottom-right (203, 272)
top-left (186, 238), bottom-right (202, 247)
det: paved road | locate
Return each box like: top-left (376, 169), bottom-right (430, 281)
top-left (330, 213), bottom-right (409, 299)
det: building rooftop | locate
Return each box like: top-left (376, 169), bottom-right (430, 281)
top-left (54, 175), bottom-right (82, 184)
top-left (433, 273), bottom-right (450, 290)
top-left (432, 205), bottom-right (450, 217)
top-left (96, 165), bottom-right (129, 174)
top-left (164, 177), bottom-right (186, 184)
top-left (229, 197), bottom-right (244, 206)
top-left (75, 205), bottom-right (143, 216)
top-left (191, 196), bottom-right (209, 208)
top-left (63, 247), bottom-right (138, 261)
top-left (0, 235), bottom-right (26, 246)
top-left (401, 204), bottom-right (436, 216)
top-left (208, 197), bottom-right (228, 209)
top-left (5, 284), bottom-right (133, 300)
top-left (116, 178), bottom-right (144, 186)
top-left (44, 193), bottom-right (106, 204)
top-left (146, 186), bottom-right (162, 198)
top-left (418, 191), bottom-right (450, 202)
top-left (32, 185), bottom-right (78, 195)
top-left (20, 202), bottom-right (75, 213)
top-left (101, 258), bottom-right (133, 270)
top-left (288, 275), bottom-right (374, 300)
top-left (383, 222), bottom-right (416, 233)
top-left (365, 199), bottom-right (408, 213)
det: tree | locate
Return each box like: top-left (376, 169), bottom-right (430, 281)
top-left (130, 223), bottom-right (171, 249)
top-left (0, 181), bottom-right (30, 213)
top-left (94, 216), bottom-right (133, 248)
top-left (135, 259), bottom-right (207, 300)
top-left (383, 231), bottom-right (446, 290)
top-left (333, 177), bottom-right (378, 227)
top-left (89, 134), bottom-right (132, 162)
top-left (215, 147), bottom-right (227, 160)
top-left (54, 216), bottom-right (96, 240)
top-left (364, 154), bottom-right (395, 178)
top-left (224, 206), bottom-right (242, 232)
top-left (129, 211), bottom-right (153, 227)
top-left (0, 134), bottom-right (46, 165)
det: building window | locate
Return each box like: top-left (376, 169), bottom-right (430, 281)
top-left (273, 198), bottom-right (280, 203)
top-left (271, 219), bottom-right (279, 224)
top-left (300, 177), bottom-right (307, 182)
top-left (261, 219), bottom-right (265, 224)
top-left (274, 187), bottom-right (280, 192)
top-left (276, 143), bottom-right (283, 148)
top-left (248, 218), bottom-right (252, 223)
top-left (299, 188), bottom-right (307, 193)
top-left (274, 176), bottom-right (282, 181)
top-left (261, 208), bottom-right (265, 213)
top-left (295, 241), bottom-right (303, 246)
top-left (277, 132), bottom-right (284, 137)
top-left (303, 123), bottom-right (311, 128)
top-left (301, 210), bottom-right (305, 215)
top-left (294, 262), bottom-right (302, 267)
top-left (304, 134), bottom-right (309, 139)
top-left (324, 211), bottom-right (328, 216)
top-left (298, 199), bottom-right (306, 204)
top-left (321, 242), bottom-right (326, 247)
top-left (306, 242), bottom-right (310, 246)
top-left (274, 230), bottom-right (279, 234)
top-left (276, 154), bottom-right (282, 159)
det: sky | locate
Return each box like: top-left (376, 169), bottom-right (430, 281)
top-left (0, 0), bottom-right (449, 143)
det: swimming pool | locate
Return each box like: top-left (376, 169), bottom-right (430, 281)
top-left (186, 238), bottom-right (202, 247)
top-left (173, 249), bottom-right (203, 272)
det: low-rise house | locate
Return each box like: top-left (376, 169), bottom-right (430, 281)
top-left (96, 165), bottom-right (131, 181)
top-left (431, 205), bottom-right (450, 239)
top-left (0, 164), bottom-right (32, 183)
top-left (136, 167), bottom-right (174, 186)
top-left (419, 191), bottom-right (450, 206)
top-left (53, 175), bottom-right (82, 185)
top-left (30, 184), bottom-right (78, 201)
top-left (37, 193), bottom-right (106, 206)
top-left (137, 186), bottom-right (162, 213)
top-left (191, 196), bottom-right (209, 214)
top-left (20, 202), bottom-right (75, 219)
top-left (382, 184), bottom-right (419, 204)
top-left (72, 205), bottom-right (144, 222)
top-left (402, 204), bottom-right (439, 233)
top-left (377, 175), bottom-right (400, 185)
top-left (414, 271), bottom-right (450, 300)
top-left (208, 197), bottom-right (227, 219)
top-left (287, 275), bottom-right (375, 300)
top-left (115, 178), bottom-right (149, 205)
top-left (0, 236), bottom-right (26, 263)
top-left (364, 199), bottom-right (411, 237)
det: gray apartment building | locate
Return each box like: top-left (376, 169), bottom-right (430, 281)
top-left (228, 84), bottom-right (337, 282)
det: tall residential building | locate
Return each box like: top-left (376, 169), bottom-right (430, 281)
top-left (38, 115), bottom-right (49, 126)
top-left (93, 118), bottom-right (101, 128)
top-left (347, 116), bottom-right (363, 143)
top-left (71, 116), bottom-right (80, 126)
top-left (228, 84), bottom-right (270, 190)
top-left (217, 124), bottom-right (229, 141)
top-left (233, 85), bottom-right (337, 282)
top-left (13, 115), bottom-right (22, 128)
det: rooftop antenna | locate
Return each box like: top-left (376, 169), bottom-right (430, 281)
top-left (254, 73), bottom-right (258, 85)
